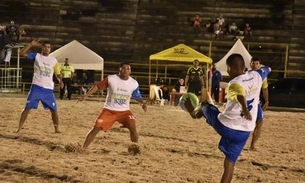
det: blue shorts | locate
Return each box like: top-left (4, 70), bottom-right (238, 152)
top-left (25, 84), bottom-right (57, 111)
top-left (202, 104), bottom-right (250, 163)
top-left (257, 104), bottom-right (263, 121)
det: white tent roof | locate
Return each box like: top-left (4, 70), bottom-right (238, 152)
top-left (50, 40), bottom-right (104, 70)
top-left (215, 39), bottom-right (252, 76)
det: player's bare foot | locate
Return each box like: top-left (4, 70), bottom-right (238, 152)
top-left (128, 143), bottom-right (141, 155)
top-left (54, 125), bottom-right (61, 133)
top-left (65, 143), bottom-right (84, 153)
top-left (15, 126), bottom-right (24, 133)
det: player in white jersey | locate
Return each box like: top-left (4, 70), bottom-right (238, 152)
top-left (16, 39), bottom-right (63, 133)
top-left (184, 54), bottom-right (271, 183)
top-left (249, 57), bottom-right (269, 151)
top-left (78, 62), bottom-right (147, 149)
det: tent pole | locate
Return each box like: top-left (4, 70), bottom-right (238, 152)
top-left (149, 60), bottom-right (151, 85)
top-left (208, 41), bottom-right (212, 57)
top-left (101, 70), bottom-right (104, 97)
top-left (206, 63), bottom-right (209, 92)
top-left (17, 47), bottom-right (21, 89)
top-left (284, 44), bottom-right (289, 78)
top-left (164, 65), bottom-right (167, 83)
top-left (156, 61), bottom-right (159, 79)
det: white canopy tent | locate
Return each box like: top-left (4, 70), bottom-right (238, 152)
top-left (50, 40), bottom-right (104, 80)
top-left (215, 39), bottom-right (252, 76)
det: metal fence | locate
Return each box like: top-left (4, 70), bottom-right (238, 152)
top-left (0, 67), bottom-right (22, 93)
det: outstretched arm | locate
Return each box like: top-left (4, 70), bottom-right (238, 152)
top-left (79, 77), bottom-right (108, 102)
top-left (78, 85), bottom-right (99, 102)
top-left (137, 98), bottom-right (147, 112)
top-left (20, 39), bottom-right (40, 58)
top-left (256, 65), bottom-right (271, 81)
top-left (132, 87), bottom-right (147, 112)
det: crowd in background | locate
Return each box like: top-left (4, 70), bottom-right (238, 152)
top-left (190, 14), bottom-right (252, 40)
top-left (0, 20), bottom-right (26, 62)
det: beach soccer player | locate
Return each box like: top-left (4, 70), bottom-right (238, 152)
top-left (78, 62), bottom-right (147, 150)
top-left (183, 53), bottom-right (271, 183)
top-left (249, 57), bottom-right (269, 151)
top-left (16, 39), bottom-right (63, 133)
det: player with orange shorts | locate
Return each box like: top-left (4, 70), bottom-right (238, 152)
top-left (78, 62), bottom-right (147, 149)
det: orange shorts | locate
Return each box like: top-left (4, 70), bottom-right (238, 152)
top-left (94, 109), bottom-right (136, 131)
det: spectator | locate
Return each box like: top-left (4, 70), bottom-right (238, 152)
top-left (193, 14), bottom-right (201, 33)
top-left (244, 23), bottom-right (252, 39)
top-left (7, 21), bottom-right (18, 43)
top-left (59, 58), bottom-right (75, 100)
top-left (217, 14), bottom-right (225, 28)
top-left (174, 78), bottom-right (185, 92)
top-left (160, 84), bottom-right (170, 101)
top-left (185, 59), bottom-right (204, 97)
top-left (229, 22), bottom-right (239, 34)
top-left (213, 19), bottom-right (222, 39)
top-left (172, 78), bottom-right (185, 106)
top-left (209, 63), bottom-right (222, 103)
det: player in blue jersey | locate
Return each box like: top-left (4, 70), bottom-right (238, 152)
top-left (249, 57), bottom-right (269, 151)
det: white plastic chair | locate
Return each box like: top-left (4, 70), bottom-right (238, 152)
top-left (153, 86), bottom-right (165, 106)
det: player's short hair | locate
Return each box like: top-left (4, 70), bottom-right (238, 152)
top-left (42, 41), bottom-right (51, 46)
top-left (226, 53), bottom-right (245, 68)
top-left (251, 57), bottom-right (260, 62)
top-left (193, 59), bottom-right (199, 63)
top-left (120, 62), bottom-right (130, 68)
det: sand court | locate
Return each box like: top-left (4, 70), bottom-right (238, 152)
top-left (0, 97), bottom-right (304, 183)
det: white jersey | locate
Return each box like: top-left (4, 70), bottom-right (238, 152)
top-left (218, 69), bottom-right (268, 131)
top-left (101, 74), bottom-right (139, 111)
top-left (30, 53), bottom-right (59, 89)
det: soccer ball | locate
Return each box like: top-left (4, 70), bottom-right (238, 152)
top-left (179, 92), bottom-right (199, 112)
